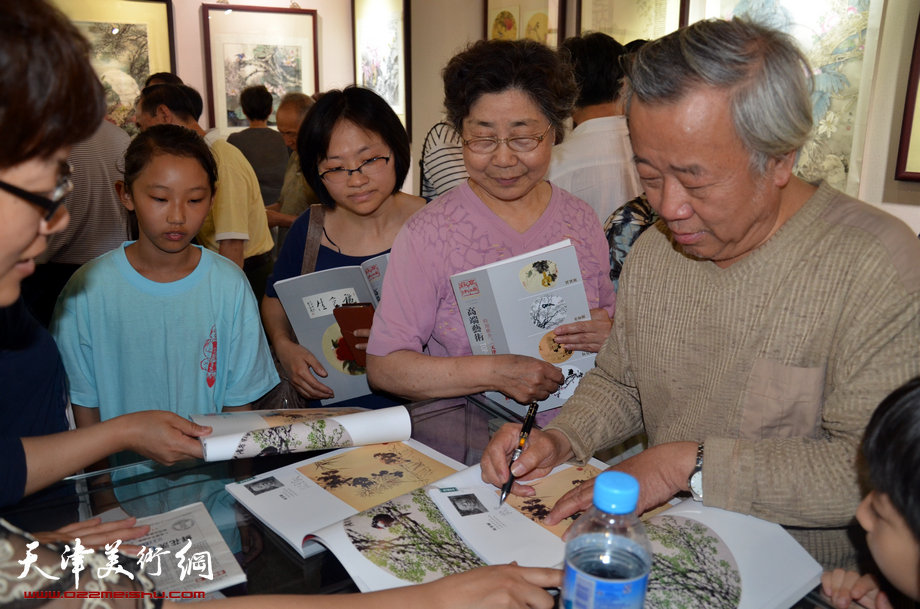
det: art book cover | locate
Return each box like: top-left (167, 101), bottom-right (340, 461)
top-left (225, 439), bottom-right (462, 558)
top-left (273, 252), bottom-right (388, 405)
top-left (190, 405), bottom-right (410, 461)
top-left (449, 240), bottom-right (594, 416)
top-left (307, 462), bottom-right (821, 609)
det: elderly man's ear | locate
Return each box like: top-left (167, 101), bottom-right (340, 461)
top-left (770, 150), bottom-right (797, 188)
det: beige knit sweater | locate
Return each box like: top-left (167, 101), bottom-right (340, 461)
top-left (546, 182), bottom-right (920, 568)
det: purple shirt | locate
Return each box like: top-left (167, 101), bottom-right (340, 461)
top-left (368, 181), bottom-right (616, 358)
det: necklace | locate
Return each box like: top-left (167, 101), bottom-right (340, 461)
top-left (323, 226), bottom-right (341, 253)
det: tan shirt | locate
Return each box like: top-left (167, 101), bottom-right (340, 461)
top-left (546, 182), bottom-right (920, 568)
top-left (198, 139), bottom-right (274, 258)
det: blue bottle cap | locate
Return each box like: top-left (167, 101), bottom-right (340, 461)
top-left (593, 471), bottom-right (640, 514)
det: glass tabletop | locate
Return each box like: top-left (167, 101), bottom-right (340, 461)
top-left (0, 396), bottom-right (510, 598)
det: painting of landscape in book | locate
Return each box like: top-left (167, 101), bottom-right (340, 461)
top-left (503, 464), bottom-right (602, 537)
top-left (231, 408), bottom-right (364, 458)
top-left (344, 488), bottom-right (486, 584)
top-left (646, 514), bottom-right (741, 609)
top-left (299, 443), bottom-right (457, 511)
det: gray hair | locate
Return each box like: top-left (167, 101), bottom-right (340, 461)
top-left (278, 92), bottom-right (314, 120)
top-left (624, 18), bottom-right (813, 174)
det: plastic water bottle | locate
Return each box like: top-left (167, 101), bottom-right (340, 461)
top-left (561, 471), bottom-right (652, 609)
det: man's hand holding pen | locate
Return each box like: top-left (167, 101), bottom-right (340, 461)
top-left (499, 403), bottom-right (539, 505)
top-left (481, 421), bottom-right (575, 501)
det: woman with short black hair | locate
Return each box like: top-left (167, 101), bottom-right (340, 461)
top-left (366, 39), bottom-right (616, 410)
top-left (261, 86), bottom-right (424, 407)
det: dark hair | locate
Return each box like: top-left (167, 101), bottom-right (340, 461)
top-left (624, 18), bottom-right (812, 174)
top-left (0, 0), bottom-right (105, 168)
top-left (123, 124), bottom-right (218, 195)
top-left (623, 39), bottom-right (649, 54)
top-left (561, 32), bottom-right (626, 107)
top-left (138, 83), bottom-right (204, 123)
top-left (240, 85), bottom-right (273, 121)
top-left (297, 86), bottom-right (410, 208)
top-left (144, 72), bottom-right (183, 88)
top-left (862, 377), bottom-right (920, 542)
top-left (442, 39), bottom-right (576, 142)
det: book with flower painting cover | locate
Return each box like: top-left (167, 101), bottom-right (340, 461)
top-left (448, 240), bottom-right (595, 417)
top-left (272, 252), bottom-right (388, 405)
top-left (190, 405), bottom-right (411, 461)
top-left (306, 460), bottom-right (821, 609)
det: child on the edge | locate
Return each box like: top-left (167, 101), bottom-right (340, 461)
top-left (821, 377), bottom-right (920, 609)
top-left (51, 124), bottom-right (278, 544)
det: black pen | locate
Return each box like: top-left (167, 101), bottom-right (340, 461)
top-left (499, 402), bottom-right (539, 505)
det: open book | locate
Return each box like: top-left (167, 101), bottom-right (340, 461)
top-left (225, 439), bottom-right (463, 558)
top-left (190, 405), bottom-right (410, 461)
top-left (450, 240), bottom-right (595, 416)
top-left (273, 252), bottom-right (388, 405)
top-left (306, 462), bottom-right (822, 609)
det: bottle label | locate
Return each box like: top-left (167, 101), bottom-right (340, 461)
top-left (562, 535), bottom-right (649, 609)
top-left (562, 566), bottom-right (648, 609)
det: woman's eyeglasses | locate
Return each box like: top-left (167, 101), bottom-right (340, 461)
top-left (461, 124), bottom-right (553, 155)
top-left (0, 160), bottom-right (73, 220)
top-left (320, 156), bottom-right (391, 184)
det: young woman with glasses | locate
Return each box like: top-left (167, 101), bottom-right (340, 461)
top-left (260, 86), bottom-right (424, 407)
top-left (365, 39), bottom-right (616, 414)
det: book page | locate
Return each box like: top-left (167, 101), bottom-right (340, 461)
top-left (132, 502), bottom-right (246, 594)
top-left (296, 442), bottom-right (458, 512)
top-left (645, 500), bottom-right (822, 609)
top-left (226, 439), bottom-right (462, 558)
top-left (192, 406), bottom-right (410, 461)
top-left (501, 463), bottom-right (603, 538)
top-left (310, 462), bottom-right (822, 608)
top-left (309, 462), bottom-right (595, 592)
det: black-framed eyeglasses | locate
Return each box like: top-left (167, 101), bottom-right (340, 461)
top-left (319, 156), bottom-right (391, 184)
top-left (0, 160), bottom-right (73, 220)
top-left (461, 124), bottom-right (553, 154)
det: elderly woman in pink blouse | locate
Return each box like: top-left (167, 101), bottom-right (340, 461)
top-left (366, 39), bottom-right (615, 407)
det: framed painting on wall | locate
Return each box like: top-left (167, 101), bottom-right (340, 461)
top-left (683, 0), bottom-right (880, 196)
top-left (201, 4), bottom-right (318, 135)
top-left (353, 0), bottom-right (411, 133)
top-left (484, 1), bottom-right (567, 48)
top-left (576, 0), bottom-right (687, 41)
top-left (52, 0), bottom-right (174, 135)
top-left (896, 14), bottom-right (920, 181)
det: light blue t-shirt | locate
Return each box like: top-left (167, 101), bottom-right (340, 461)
top-left (51, 243), bottom-right (279, 551)
top-left (52, 243), bottom-right (279, 418)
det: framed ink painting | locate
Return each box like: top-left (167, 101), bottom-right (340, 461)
top-left (202, 4), bottom-right (318, 134)
top-left (896, 13), bottom-right (920, 181)
top-left (484, 0), bottom-right (567, 48)
top-left (575, 0), bottom-right (686, 40)
top-left (52, 0), bottom-right (174, 135)
top-left (352, 0), bottom-right (411, 133)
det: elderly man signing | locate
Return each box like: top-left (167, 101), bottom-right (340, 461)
top-left (481, 18), bottom-right (920, 569)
